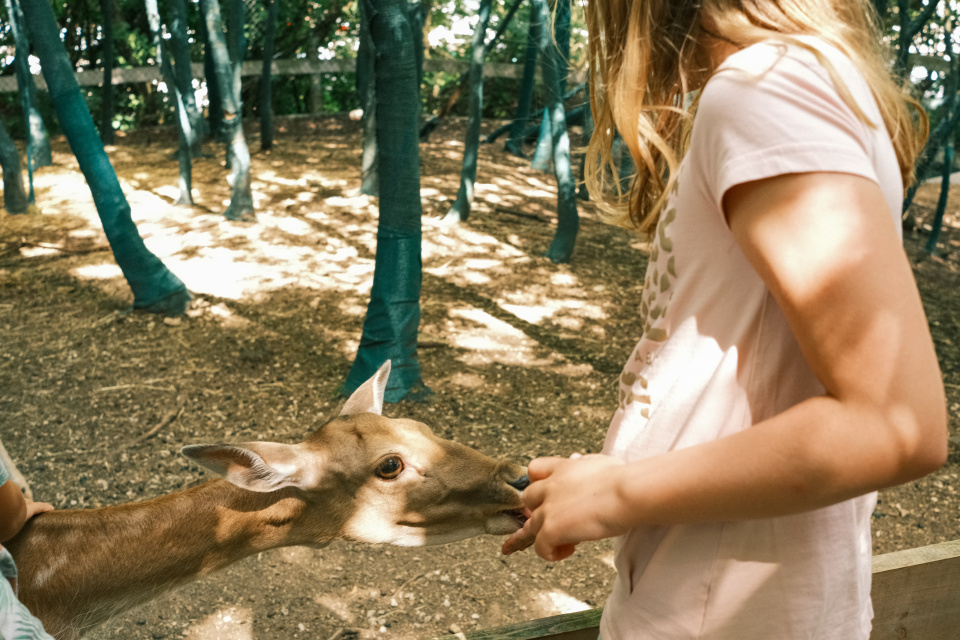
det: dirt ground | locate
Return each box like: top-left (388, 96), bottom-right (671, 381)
top-left (1, 115), bottom-right (958, 640)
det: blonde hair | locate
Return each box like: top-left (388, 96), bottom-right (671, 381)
top-left (583, 0), bottom-right (929, 236)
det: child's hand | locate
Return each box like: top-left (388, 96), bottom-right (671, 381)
top-left (24, 497), bottom-right (54, 520)
top-left (501, 453), bottom-right (629, 561)
top-left (0, 479), bottom-right (54, 542)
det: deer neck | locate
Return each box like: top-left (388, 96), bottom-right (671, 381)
top-left (8, 480), bottom-right (340, 638)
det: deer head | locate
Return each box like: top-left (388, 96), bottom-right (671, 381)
top-left (182, 361), bottom-right (529, 547)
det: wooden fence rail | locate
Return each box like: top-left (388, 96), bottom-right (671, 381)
top-left (444, 538), bottom-right (960, 640)
top-left (0, 57), bottom-right (530, 94)
top-left (0, 52), bottom-right (939, 95)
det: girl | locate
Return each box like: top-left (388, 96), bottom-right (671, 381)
top-left (502, 1), bottom-right (948, 638)
top-left (1, 456), bottom-right (55, 639)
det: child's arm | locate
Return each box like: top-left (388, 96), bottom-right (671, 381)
top-left (0, 479), bottom-right (54, 543)
top-left (503, 172), bottom-right (948, 560)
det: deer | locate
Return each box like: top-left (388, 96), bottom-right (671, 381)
top-left (3, 362), bottom-right (530, 640)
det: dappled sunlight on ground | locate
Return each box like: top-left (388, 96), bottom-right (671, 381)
top-left (5, 115), bottom-right (642, 376)
top-left (183, 606), bottom-right (254, 640)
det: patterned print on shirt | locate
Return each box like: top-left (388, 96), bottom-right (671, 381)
top-left (619, 179), bottom-right (680, 413)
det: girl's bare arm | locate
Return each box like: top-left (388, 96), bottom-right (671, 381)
top-left (504, 172), bottom-right (948, 561)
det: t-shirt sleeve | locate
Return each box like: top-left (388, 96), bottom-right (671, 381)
top-left (694, 43), bottom-right (879, 217)
top-left (0, 457), bottom-right (9, 487)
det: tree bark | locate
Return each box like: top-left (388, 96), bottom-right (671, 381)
top-left (145, 0), bottom-right (194, 205)
top-left (0, 119), bottom-right (29, 214)
top-left (577, 81), bottom-right (593, 200)
top-left (167, 0), bottom-right (204, 157)
top-left (198, 0), bottom-right (255, 220)
top-left (924, 138), bottom-right (954, 255)
top-left (260, 0), bottom-right (279, 151)
top-left (530, 0), bottom-right (570, 172)
top-left (199, 11), bottom-right (226, 143)
top-left (344, 0), bottom-right (428, 402)
top-left (444, 0), bottom-right (494, 223)
top-left (5, 0), bottom-right (51, 206)
top-left (506, 1), bottom-right (540, 158)
top-left (358, 0), bottom-right (378, 196)
top-left (537, 0), bottom-right (578, 263)
top-left (21, 0), bottom-right (191, 315)
top-left (99, 0), bottom-right (115, 145)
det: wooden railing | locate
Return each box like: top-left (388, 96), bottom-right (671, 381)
top-left (444, 538), bottom-right (960, 640)
top-left (0, 57), bottom-right (529, 93)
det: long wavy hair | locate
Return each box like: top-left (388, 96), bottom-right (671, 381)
top-left (583, 0), bottom-right (929, 236)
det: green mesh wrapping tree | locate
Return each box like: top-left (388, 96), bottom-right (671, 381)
top-left (536, 0), bottom-right (578, 263)
top-left (0, 119), bottom-right (29, 214)
top-left (443, 0), bottom-right (494, 224)
top-left (21, 0), bottom-right (191, 315)
top-left (343, 0), bottom-right (429, 402)
top-left (198, 0), bottom-right (254, 220)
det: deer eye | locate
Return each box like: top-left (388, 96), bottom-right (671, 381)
top-left (375, 456), bottom-right (404, 480)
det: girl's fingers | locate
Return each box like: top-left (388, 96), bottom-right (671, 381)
top-left (501, 513), bottom-right (540, 555)
top-left (533, 527), bottom-right (577, 562)
top-left (520, 480), bottom-right (545, 511)
top-left (527, 456), bottom-right (563, 482)
top-left (25, 500), bottom-right (54, 519)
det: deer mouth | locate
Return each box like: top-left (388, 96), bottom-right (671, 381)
top-left (501, 508), bottom-right (528, 527)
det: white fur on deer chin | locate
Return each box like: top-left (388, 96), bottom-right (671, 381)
top-left (342, 502), bottom-right (428, 546)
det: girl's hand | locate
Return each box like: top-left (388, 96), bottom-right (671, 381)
top-left (24, 497), bottom-right (54, 520)
top-left (502, 453), bottom-right (628, 561)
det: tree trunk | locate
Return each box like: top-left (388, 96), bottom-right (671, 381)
top-left (922, 17), bottom-right (958, 253)
top-left (537, 0), bottom-right (578, 263)
top-left (20, 0), bottom-right (191, 315)
top-left (260, 0), bottom-right (279, 151)
top-left (198, 0), bottom-right (255, 220)
top-left (418, 0), bottom-right (523, 141)
top-left (343, 0), bottom-right (428, 403)
top-left (444, 0), bottom-right (494, 224)
top-left (99, 0), bottom-right (115, 145)
top-left (924, 138), bottom-right (954, 255)
top-left (0, 119), bottom-right (29, 214)
top-left (358, 0), bottom-right (378, 196)
top-left (903, 17), bottom-right (959, 224)
top-left (307, 29), bottom-right (323, 116)
top-left (145, 0), bottom-right (193, 205)
top-left (5, 0), bottom-right (51, 205)
top-left (506, 1), bottom-right (540, 158)
top-left (577, 81), bottom-right (593, 200)
top-left (167, 0), bottom-right (204, 157)
top-left (530, 0), bottom-right (570, 172)
top-left (199, 11), bottom-right (226, 143)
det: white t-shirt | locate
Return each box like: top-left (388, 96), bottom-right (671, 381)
top-left (599, 38), bottom-right (901, 640)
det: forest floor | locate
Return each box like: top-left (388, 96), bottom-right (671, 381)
top-left (1, 114), bottom-right (959, 640)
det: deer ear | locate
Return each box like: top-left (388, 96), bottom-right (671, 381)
top-left (181, 442), bottom-right (319, 492)
top-left (340, 360), bottom-right (391, 416)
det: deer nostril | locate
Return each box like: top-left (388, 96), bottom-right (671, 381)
top-left (508, 475), bottom-right (530, 491)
